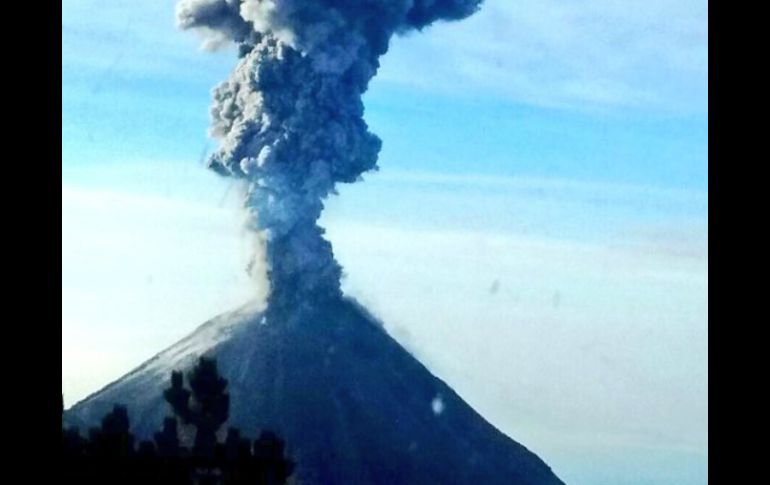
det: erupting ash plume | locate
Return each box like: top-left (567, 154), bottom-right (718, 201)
top-left (177, 0), bottom-right (483, 307)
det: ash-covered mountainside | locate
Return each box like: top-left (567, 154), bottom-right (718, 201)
top-left (66, 298), bottom-right (564, 485)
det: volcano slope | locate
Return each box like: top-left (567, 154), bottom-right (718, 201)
top-left (65, 297), bottom-right (564, 485)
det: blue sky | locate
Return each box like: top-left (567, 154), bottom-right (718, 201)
top-left (62, 1), bottom-right (707, 484)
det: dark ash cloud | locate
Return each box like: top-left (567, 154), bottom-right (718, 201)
top-left (177, 0), bottom-right (483, 306)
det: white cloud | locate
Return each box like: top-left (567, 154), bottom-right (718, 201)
top-left (324, 167), bottom-right (708, 247)
top-left (378, 0), bottom-right (708, 113)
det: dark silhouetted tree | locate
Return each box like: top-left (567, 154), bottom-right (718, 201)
top-left (90, 404), bottom-right (134, 459)
top-left (253, 431), bottom-right (295, 485)
top-left (63, 358), bottom-right (294, 484)
top-left (154, 416), bottom-right (181, 457)
top-left (222, 427), bottom-right (254, 484)
top-left (62, 395), bottom-right (86, 458)
top-left (164, 357), bottom-right (230, 458)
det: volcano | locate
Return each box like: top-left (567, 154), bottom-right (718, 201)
top-left (66, 297), bottom-right (564, 484)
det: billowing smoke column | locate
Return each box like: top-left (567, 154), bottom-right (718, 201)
top-left (177, 0), bottom-right (482, 307)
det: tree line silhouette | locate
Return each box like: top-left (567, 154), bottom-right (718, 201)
top-left (62, 357), bottom-right (294, 484)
